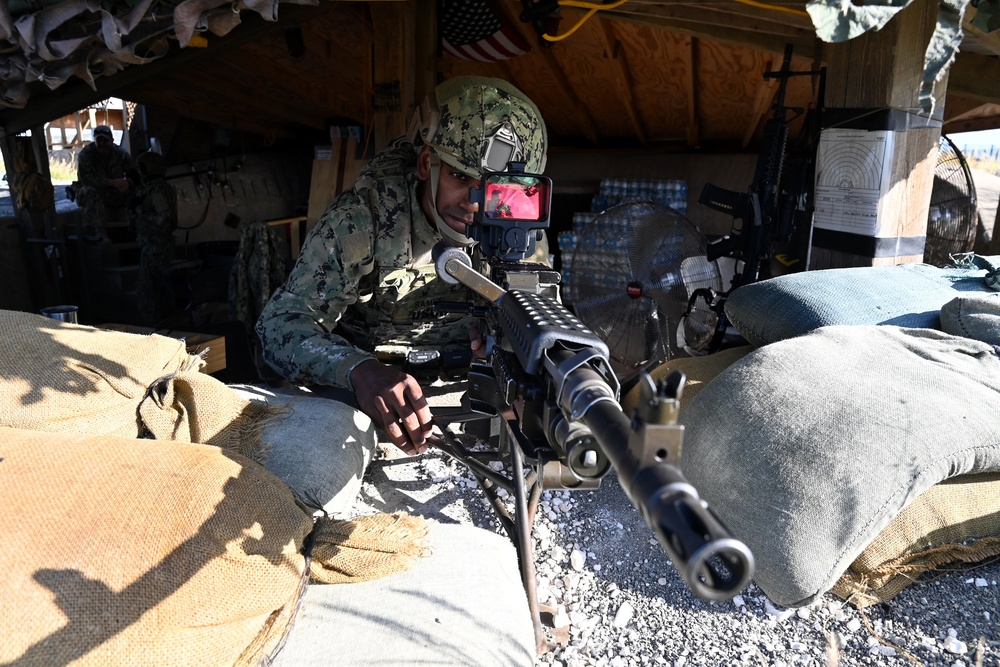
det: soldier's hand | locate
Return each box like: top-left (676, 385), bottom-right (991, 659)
top-left (107, 177), bottom-right (130, 193)
top-left (469, 324), bottom-right (487, 360)
top-left (350, 359), bottom-right (433, 455)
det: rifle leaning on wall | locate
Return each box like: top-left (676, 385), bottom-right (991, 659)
top-left (690, 43), bottom-right (823, 353)
top-left (429, 166), bottom-right (754, 652)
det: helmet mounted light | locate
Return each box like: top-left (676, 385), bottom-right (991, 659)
top-left (482, 122), bottom-right (524, 172)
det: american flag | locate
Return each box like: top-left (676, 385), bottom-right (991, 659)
top-left (440, 0), bottom-right (532, 62)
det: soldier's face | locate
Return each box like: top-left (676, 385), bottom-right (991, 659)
top-left (95, 136), bottom-right (113, 155)
top-left (418, 147), bottom-right (480, 243)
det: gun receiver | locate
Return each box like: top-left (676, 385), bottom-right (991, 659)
top-left (432, 243), bottom-right (754, 649)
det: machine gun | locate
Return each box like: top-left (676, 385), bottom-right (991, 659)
top-left (430, 165), bottom-right (754, 651)
top-left (691, 44), bottom-right (820, 352)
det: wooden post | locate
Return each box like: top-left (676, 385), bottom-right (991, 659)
top-left (809, 0), bottom-right (943, 269)
top-left (304, 134), bottom-right (364, 258)
top-left (368, 2), bottom-right (415, 153)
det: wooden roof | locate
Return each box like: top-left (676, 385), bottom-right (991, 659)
top-left (2, 0), bottom-right (999, 153)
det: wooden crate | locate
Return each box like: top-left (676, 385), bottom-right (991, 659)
top-left (99, 324), bottom-right (227, 375)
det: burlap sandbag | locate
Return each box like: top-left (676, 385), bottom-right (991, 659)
top-left (0, 426), bottom-right (311, 667)
top-left (0, 425), bottom-right (432, 666)
top-left (139, 371), bottom-right (285, 462)
top-left (620, 345), bottom-right (753, 416)
top-left (0, 309), bottom-right (201, 437)
top-left (309, 513), bottom-right (431, 584)
top-left (832, 472), bottom-right (1000, 607)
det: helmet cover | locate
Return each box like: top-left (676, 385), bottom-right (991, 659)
top-left (418, 76), bottom-right (547, 177)
top-left (137, 150), bottom-right (166, 178)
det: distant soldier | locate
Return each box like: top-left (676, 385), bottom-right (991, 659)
top-left (130, 151), bottom-right (178, 325)
top-left (74, 125), bottom-right (135, 239)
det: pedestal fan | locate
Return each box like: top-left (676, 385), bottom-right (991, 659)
top-left (567, 202), bottom-right (721, 380)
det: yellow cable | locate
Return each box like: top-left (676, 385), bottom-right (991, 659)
top-left (541, 0), bottom-right (632, 42)
top-left (732, 0), bottom-right (809, 18)
top-left (559, 0), bottom-right (630, 9)
top-left (542, 0), bottom-right (809, 42)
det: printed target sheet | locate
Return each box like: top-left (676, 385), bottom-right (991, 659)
top-left (813, 128), bottom-right (895, 237)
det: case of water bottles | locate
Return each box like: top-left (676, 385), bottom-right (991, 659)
top-left (558, 178), bottom-right (688, 305)
top-left (591, 178), bottom-right (687, 216)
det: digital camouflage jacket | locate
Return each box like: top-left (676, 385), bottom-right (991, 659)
top-left (255, 139), bottom-right (477, 390)
top-left (76, 142), bottom-right (135, 190)
top-left (130, 177), bottom-right (177, 244)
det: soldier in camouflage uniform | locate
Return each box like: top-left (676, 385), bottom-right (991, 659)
top-left (257, 76), bottom-right (548, 458)
top-left (74, 125), bottom-right (136, 238)
top-left (130, 151), bottom-right (178, 325)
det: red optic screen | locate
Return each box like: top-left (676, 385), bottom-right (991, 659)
top-left (483, 177), bottom-right (547, 221)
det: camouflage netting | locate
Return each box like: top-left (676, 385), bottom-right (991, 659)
top-left (0, 0), bottom-right (317, 109)
top-left (806, 0), bottom-right (973, 113)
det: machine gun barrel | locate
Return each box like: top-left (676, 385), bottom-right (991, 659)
top-left (547, 348), bottom-right (754, 601)
top-left (437, 241), bottom-right (754, 602)
top-left (581, 398), bottom-right (754, 600)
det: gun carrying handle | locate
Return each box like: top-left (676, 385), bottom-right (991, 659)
top-left (433, 243), bottom-right (506, 303)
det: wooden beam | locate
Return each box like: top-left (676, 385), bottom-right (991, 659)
top-left (369, 1), bottom-right (414, 151)
top-left (623, 1), bottom-right (814, 36)
top-left (963, 4), bottom-right (1000, 58)
top-left (412, 0), bottom-right (438, 104)
top-left (683, 36), bottom-right (699, 149)
top-left (812, 0), bottom-right (941, 269)
top-left (597, 18), bottom-right (648, 145)
top-left (599, 9), bottom-right (816, 61)
top-left (949, 53), bottom-right (1000, 104)
top-left (943, 100), bottom-right (1000, 134)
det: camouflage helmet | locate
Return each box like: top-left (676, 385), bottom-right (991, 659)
top-left (414, 76), bottom-right (547, 177)
top-left (136, 150), bottom-right (166, 178)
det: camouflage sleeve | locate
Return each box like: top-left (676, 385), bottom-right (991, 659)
top-left (255, 190), bottom-right (378, 390)
top-left (76, 147), bottom-right (105, 188)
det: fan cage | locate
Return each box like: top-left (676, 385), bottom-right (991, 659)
top-left (566, 201), bottom-right (720, 377)
top-left (925, 134), bottom-right (978, 267)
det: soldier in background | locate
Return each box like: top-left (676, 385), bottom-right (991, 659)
top-left (257, 76), bottom-right (549, 461)
top-left (74, 125), bottom-right (135, 240)
top-left (130, 151), bottom-right (177, 325)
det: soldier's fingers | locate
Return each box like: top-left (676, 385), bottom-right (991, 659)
top-left (386, 418), bottom-right (415, 453)
top-left (402, 383), bottom-right (434, 434)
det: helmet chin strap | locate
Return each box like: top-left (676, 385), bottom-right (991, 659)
top-left (428, 155), bottom-right (474, 245)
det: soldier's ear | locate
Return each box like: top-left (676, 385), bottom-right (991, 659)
top-left (416, 146), bottom-right (432, 181)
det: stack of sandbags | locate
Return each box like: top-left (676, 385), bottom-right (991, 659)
top-left (0, 309), bottom-right (281, 461)
top-left (0, 309), bottom-right (200, 437)
top-left (0, 427), bottom-right (312, 666)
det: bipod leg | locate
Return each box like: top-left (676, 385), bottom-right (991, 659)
top-left (506, 423), bottom-right (550, 655)
top-left (431, 410), bottom-right (550, 654)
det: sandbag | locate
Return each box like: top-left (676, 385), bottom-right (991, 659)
top-left (139, 370), bottom-right (284, 462)
top-left (0, 309), bottom-right (200, 437)
top-left (0, 426), bottom-right (311, 667)
top-left (620, 345), bottom-right (753, 416)
top-left (833, 472), bottom-right (1000, 606)
top-left (680, 325), bottom-right (1000, 607)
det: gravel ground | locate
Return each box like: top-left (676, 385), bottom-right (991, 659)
top-left (358, 435), bottom-right (1000, 667)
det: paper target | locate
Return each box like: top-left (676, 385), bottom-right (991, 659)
top-left (813, 128), bottom-right (895, 236)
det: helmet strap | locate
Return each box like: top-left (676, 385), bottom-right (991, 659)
top-left (427, 154), bottom-right (474, 245)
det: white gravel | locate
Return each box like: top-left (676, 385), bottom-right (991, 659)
top-left (358, 446), bottom-right (1000, 667)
